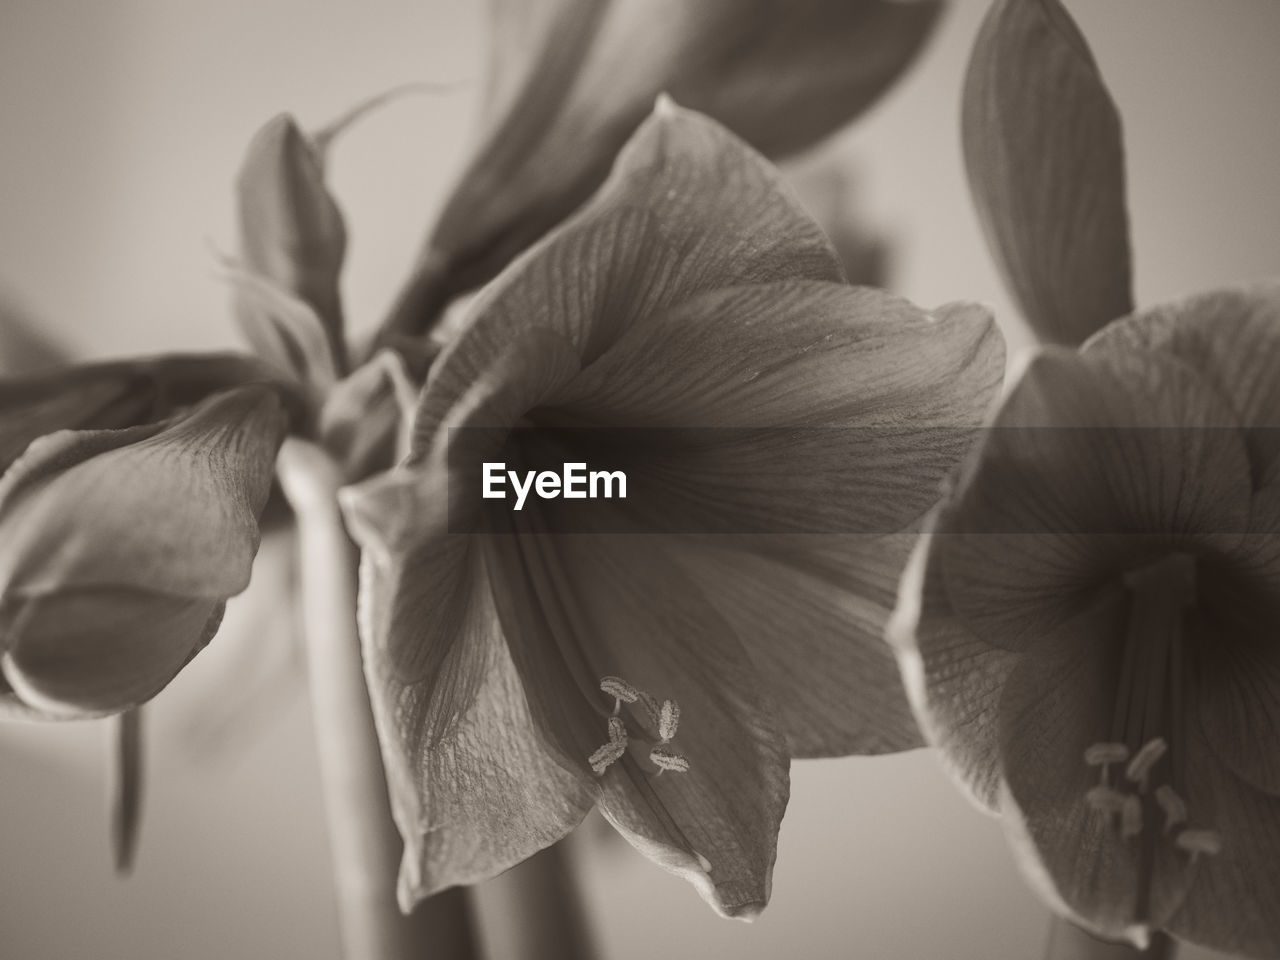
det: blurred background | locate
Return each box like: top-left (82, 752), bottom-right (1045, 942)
top-left (1, 1), bottom-right (1277, 957)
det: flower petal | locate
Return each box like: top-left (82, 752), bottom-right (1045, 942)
top-left (482, 520), bottom-right (789, 918)
top-left (385, 97), bottom-right (844, 343)
top-left (0, 386), bottom-right (286, 599)
top-left (963, 0), bottom-right (1132, 345)
top-left (996, 588), bottom-right (1197, 944)
top-left (888, 524), bottom-right (1017, 810)
top-left (1188, 538), bottom-right (1280, 796)
top-left (942, 348), bottom-right (1251, 653)
top-left (540, 283), bottom-right (1002, 535)
top-left (1, 590), bottom-right (225, 717)
top-left (0, 387), bottom-right (286, 714)
top-left (342, 457), bottom-right (597, 904)
top-left (1086, 283), bottom-right (1280, 483)
top-left (1165, 726), bottom-right (1280, 957)
top-left (673, 534), bottom-right (923, 757)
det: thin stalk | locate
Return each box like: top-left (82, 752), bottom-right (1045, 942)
top-left (472, 841), bottom-right (596, 960)
top-left (277, 439), bottom-right (478, 960)
top-left (108, 706), bottom-right (143, 874)
top-left (1045, 915), bottom-right (1175, 960)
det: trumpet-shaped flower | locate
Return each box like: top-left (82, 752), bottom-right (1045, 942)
top-left (892, 0), bottom-right (1280, 952)
top-left (891, 286), bottom-right (1280, 955)
top-left (341, 102), bottom-right (1004, 917)
top-left (0, 357), bottom-right (293, 719)
top-left (383, 0), bottom-right (944, 338)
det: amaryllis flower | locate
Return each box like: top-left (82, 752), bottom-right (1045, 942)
top-left (891, 286), bottom-right (1280, 956)
top-left (891, 0), bottom-right (1280, 953)
top-left (340, 101), bottom-right (1004, 917)
top-left (381, 0), bottom-right (944, 339)
top-left (0, 356), bottom-right (293, 719)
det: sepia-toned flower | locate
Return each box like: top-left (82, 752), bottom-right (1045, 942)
top-left (341, 101), bottom-right (1004, 918)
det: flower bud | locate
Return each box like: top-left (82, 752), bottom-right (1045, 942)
top-left (0, 386), bottom-right (288, 716)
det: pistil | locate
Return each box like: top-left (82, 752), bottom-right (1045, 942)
top-left (1080, 552), bottom-right (1221, 925)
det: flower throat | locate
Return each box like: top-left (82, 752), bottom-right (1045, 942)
top-left (1082, 552), bottom-right (1220, 924)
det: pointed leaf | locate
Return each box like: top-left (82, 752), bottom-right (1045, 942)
top-left (963, 0), bottom-right (1133, 345)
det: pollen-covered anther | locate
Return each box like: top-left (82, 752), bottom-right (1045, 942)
top-left (649, 747), bottom-right (690, 775)
top-left (600, 676), bottom-right (640, 715)
top-left (1175, 829), bottom-right (1222, 862)
top-left (1120, 794), bottom-right (1144, 840)
top-left (589, 738), bottom-right (627, 775)
top-left (1084, 741), bottom-right (1130, 786)
top-left (1155, 785), bottom-right (1188, 835)
top-left (657, 699), bottom-right (680, 743)
top-left (607, 715), bottom-right (628, 746)
top-left (1086, 785), bottom-right (1127, 816)
top-left (1124, 737), bottom-right (1168, 792)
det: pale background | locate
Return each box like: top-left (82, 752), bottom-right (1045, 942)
top-left (1, 2), bottom-right (1277, 958)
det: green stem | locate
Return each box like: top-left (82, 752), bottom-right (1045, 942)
top-left (1045, 915), bottom-right (1175, 960)
top-left (277, 439), bottom-right (478, 960)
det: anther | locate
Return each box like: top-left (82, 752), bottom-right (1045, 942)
top-left (600, 676), bottom-right (640, 715)
top-left (658, 700), bottom-right (680, 743)
top-left (1155, 785), bottom-right (1187, 834)
top-left (1086, 785), bottom-right (1127, 815)
top-left (649, 747), bottom-right (690, 775)
top-left (589, 739), bottom-right (627, 775)
top-left (607, 716), bottom-right (628, 746)
top-left (1175, 829), bottom-right (1222, 862)
top-left (1084, 742), bottom-right (1130, 766)
top-left (1125, 738), bottom-right (1168, 792)
top-left (1120, 794), bottom-right (1143, 840)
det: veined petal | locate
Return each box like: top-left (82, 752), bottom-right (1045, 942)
top-left (387, 98), bottom-right (843, 344)
top-left (888, 525), bottom-right (1018, 810)
top-left (482, 520), bottom-right (789, 917)
top-left (996, 589), bottom-right (1196, 944)
top-left (0, 387), bottom-right (285, 715)
top-left (343, 452), bottom-right (597, 902)
top-left (674, 534), bottom-right (923, 756)
top-left (0, 387), bottom-right (286, 598)
top-left (542, 283), bottom-right (1001, 535)
top-left (1086, 283), bottom-right (1280, 483)
top-left (942, 348), bottom-right (1251, 652)
top-left (1188, 550), bottom-right (1280, 797)
top-left (963, 0), bottom-right (1132, 345)
top-left (1165, 726), bottom-right (1280, 957)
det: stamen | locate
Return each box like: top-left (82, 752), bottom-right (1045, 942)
top-left (1175, 829), bottom-right (1222, 862)
top-left (1084, 742), bottom-right (1130, 766)
top-left (1120, 795), bottom-right (1143, 840)
top-left (607, 716), bottom-right (628, 746)
top-left (1155, 785), bottom-right (1187, 834)
top-left (1125, 738), bottom-right (1168, 792)
top-left (1086, 785), bottom-right (1128, 815)
top-left (658, 700), bottom-right (680, 743)
top-left (589, 738), bottom-right (627, 775)
top-left (649, 747), bottom-right (690, 775)
top-left (600, 676), bottom-right (640, 715)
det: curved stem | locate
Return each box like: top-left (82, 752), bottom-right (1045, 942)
top-left (277, 439), bottom-right (478, 960)
top-left (1045, 915), bottom-right (1175, 960)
